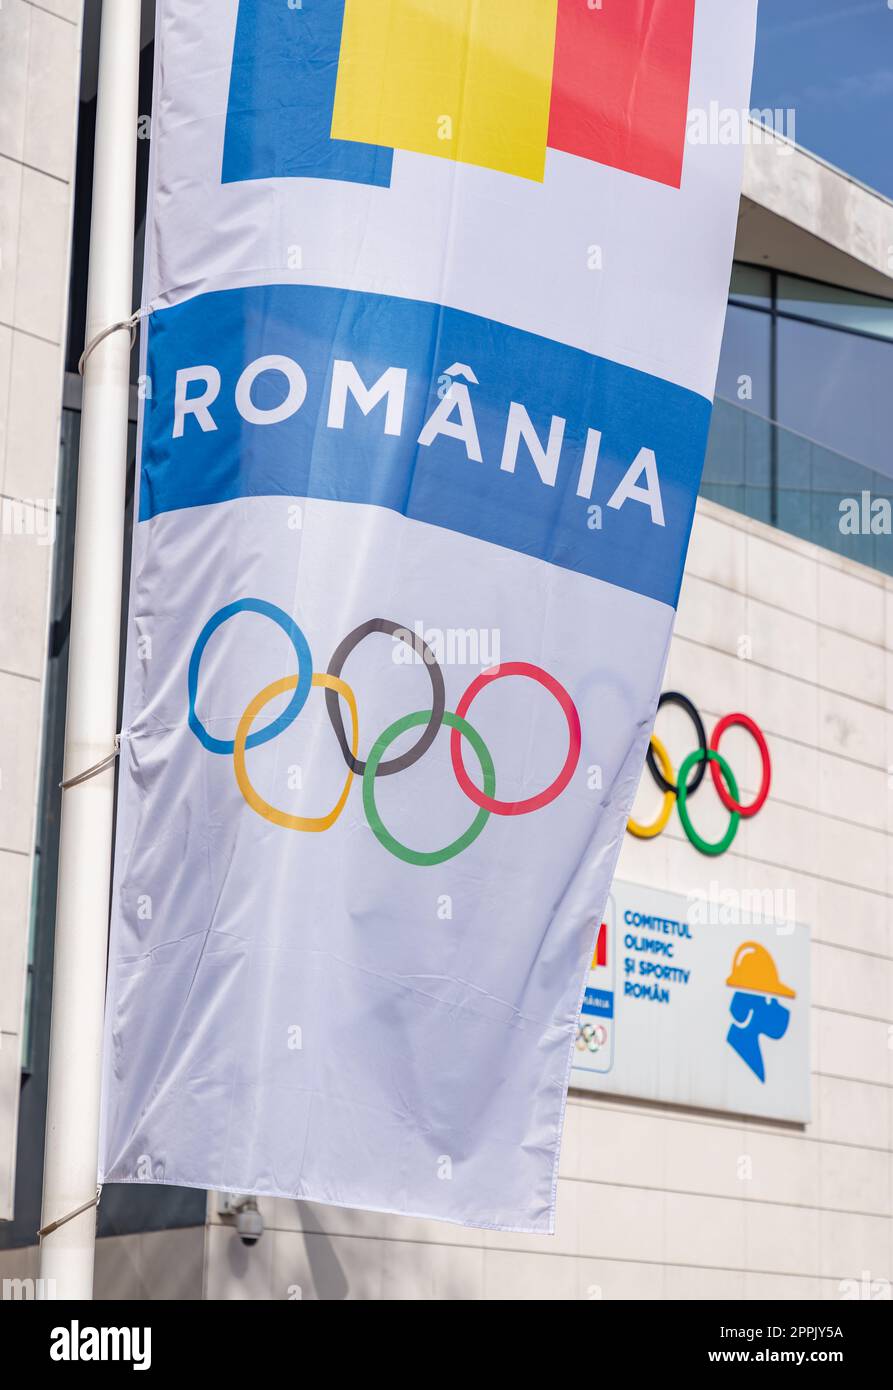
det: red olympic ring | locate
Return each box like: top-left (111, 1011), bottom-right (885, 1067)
top-left (709, 712), bottom-right (771, 818)
top-left (450, 662), bottom-right (582, 817)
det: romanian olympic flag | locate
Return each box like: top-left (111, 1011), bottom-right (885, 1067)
top-left (100, 0), bottom-right (757, 1231)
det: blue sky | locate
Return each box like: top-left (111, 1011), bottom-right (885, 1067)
top-left (751, 0), bottom-right (893, 198)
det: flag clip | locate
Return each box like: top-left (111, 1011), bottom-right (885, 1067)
top-left (38, 1185), bottom-right (102, 1241)
top-left (78, 307), bottom-right (150, 376)
top-left (59, 736), bottom-right (121, 790)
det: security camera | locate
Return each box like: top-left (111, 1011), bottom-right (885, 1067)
top-left (218, 1192), bottom-right (264, 1246)
top-left (236, 1198), bottom-right (263, 1247)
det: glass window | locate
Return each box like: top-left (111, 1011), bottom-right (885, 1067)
top-left (777, 316), bottom-right (893, 479)
top-left (729, 263), bottom-right (772, 309)
top-left (777, 274), bottom-right (893, 341)
top-left (707, 267), bottom-right (893, 575)
top-left (714, 302), bottom-right (772, 416)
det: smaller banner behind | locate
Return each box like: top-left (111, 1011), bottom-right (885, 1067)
top-left (573, 881), bottom-right (811, 1123)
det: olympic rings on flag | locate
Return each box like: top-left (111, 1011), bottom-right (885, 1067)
top-left (189, 599), bottom-right (313, 755)
top-left (325, 618), bottom-right (445, 776)
top-left (627, 691), bottom-right (771, 856)
top-left (188, 600), bottom-right (582, 865)
top-left (234, 672), bottom-right (359, 833)
top-left (451, 662), bottom-right (582, 817)
top-left (363, 710), bottom-right (495, 866)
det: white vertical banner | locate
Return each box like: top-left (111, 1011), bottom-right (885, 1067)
top-left (100, 0), bottom-right (757, 1231)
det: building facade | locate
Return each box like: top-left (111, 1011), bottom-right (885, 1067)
top-left (0, 0), bottom-right (81, 1222)
top-left (0, 8), bottom-right (891, 1298)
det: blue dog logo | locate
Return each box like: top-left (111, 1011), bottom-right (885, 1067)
top-left (726, 942), bottom-right (795, 1083)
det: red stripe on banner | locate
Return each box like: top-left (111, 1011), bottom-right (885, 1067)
top-left (548, 0), bottom-right (696, 188)
top-left (596, 921), bottom-right (607, 968)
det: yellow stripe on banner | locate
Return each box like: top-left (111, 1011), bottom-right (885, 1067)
top-left (332, 0), bottom-right (559, 183)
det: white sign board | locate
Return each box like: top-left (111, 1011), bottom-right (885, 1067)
top-left (572, 881), bottom-right (811, 1123)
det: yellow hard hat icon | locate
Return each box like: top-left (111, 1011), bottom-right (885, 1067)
top-left (726, 941), bottom-right (795, 999)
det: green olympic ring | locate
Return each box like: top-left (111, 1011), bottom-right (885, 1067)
top-left (363, 710), bottom-right (495, 867)
top-left (675, 748), bottom-right (741, 857)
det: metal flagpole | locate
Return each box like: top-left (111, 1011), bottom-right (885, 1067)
top-left (38, 0), bottom-right (141, 1300)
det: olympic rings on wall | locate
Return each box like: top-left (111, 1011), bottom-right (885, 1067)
top-left (628, 691), bottom-right (771, 857)
top-left (710, 712), bottom-right (771, 817)
top-left (645, 691), bottom-right (707, 796)
top-left (676, 748), bottom-right (740, 858)
top-left (576, 1021), bottom-right (607, 1054)
top-left (627, 734), bottom-right (675, 840)
top-left (188, 599), bottom-right (582, 866)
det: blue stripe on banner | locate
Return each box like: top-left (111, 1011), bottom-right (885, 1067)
top-left (582, 989), bottom-right (614, 1019)
top-left (222, 0), bottom-right (393, 187)
top-left (139, 284), bottom-right (711, 608)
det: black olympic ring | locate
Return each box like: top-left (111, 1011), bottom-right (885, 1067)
top-left (324, 618), bottom-right (446, 777)
top-left (645, 691), bottom-right (708, 796)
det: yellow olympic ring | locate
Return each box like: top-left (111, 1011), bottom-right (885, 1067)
top-left (233, 672), bottom-right (359, 833)
top-left (627, 734), bottom-right (675, 839)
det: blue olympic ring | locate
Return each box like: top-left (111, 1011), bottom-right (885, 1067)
top-left (188, 599), bottom-right (313, 755)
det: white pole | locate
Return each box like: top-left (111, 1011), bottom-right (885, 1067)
top-left (39, 0), bottom-right (141, 1301)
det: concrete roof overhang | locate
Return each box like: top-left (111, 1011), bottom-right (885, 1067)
top-left (736, 124), bottom-right (893, 299)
